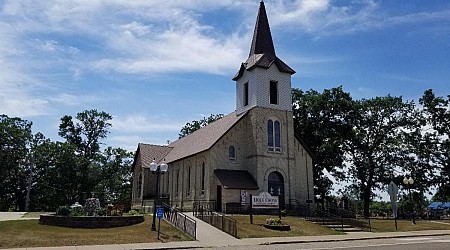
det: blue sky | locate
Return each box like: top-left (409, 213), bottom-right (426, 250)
top-left (1, 0), bottom-right (449, 154)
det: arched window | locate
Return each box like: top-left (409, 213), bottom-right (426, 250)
top-left (201, 162), bottom-right (206, 195)
top-left (137, 172), bottom-right (142, 198)
top-left (176, 169), bottom-right (180, 197)
top-left (187, 166), bottom-right (191, 196)
top-left (229, 146), bottom-right (236, 161)
top-left (268, 119), bottom-right (281, 152)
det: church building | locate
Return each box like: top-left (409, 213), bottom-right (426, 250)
top-left (131, 1), bottom-right (314, 212)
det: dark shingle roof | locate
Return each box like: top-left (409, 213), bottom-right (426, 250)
top-left (233, 1), bottom-right (295, 81)
top-left (215, 169), bottom-right (259, 190)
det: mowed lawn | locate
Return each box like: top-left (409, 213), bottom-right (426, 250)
top-left (369, 218), bottom-right (450, 232)
top-left (231, 215), bottom-right (343, 238)
top-left (0, 215), bottom-right (191, 249)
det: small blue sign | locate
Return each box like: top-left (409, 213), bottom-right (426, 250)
top-left (156, 207), bottom-right (164, 219)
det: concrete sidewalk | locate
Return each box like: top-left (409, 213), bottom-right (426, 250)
top-left (4, 230), bottom-right (450, 250)
top-left (2, 211), bottom-right (450, 250)
top-left (0, 212), bottom-right (27, 221)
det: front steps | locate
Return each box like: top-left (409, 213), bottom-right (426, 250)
top-left (308, 217), bottom-right (364, 232)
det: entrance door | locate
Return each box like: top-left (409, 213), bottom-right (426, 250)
top-left (268, 171), bottom-right (285, 209)
top-left (216, 185), bottom-right (222, 212)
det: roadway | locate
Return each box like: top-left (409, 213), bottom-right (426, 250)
top-left (198, 235), bottom-right (450, 250)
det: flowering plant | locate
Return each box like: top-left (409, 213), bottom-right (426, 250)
top-left (266, 218), bottom-right (283, 225)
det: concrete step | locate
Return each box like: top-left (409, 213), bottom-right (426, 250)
top-left (309, 220), bottom-right (364, 232)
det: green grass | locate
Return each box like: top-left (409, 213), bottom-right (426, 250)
top-left (232, 215), bottom-right (343, 238)
top-left (370, 218), bottom-right (450, 232)
top-left (0, 216), bottom-right (191, 249)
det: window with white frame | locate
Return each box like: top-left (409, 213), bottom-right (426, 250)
top-left (268, 119), bottom-right (281, 152)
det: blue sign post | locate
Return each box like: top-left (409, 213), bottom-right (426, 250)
top-left (156, 207), bottom-right (164, 240)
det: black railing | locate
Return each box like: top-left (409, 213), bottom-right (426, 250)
top-left (193, 204), bottom-right (237, 238)
top-left (162, 203), bottom-right (196, 239)
top-left (313, 209), bottom-right (371, 232)
top-left (288, 199), bottom-right (313, 219)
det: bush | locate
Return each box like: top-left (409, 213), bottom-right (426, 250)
top-left (95, 207), bottom-right (108, 216)
top-left (128, 209), bottom-right (142, 215)
top-left (56, 206), bottom-right (71, 216)
top-left (70, 207), bottom-right (86, 217)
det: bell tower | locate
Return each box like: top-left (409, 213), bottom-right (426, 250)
top-left (233, 1), bottom-right (295, 115)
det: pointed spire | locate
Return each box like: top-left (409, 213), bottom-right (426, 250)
top-left (249, 1), bottom-right (276, 59)
top-left (233, 1), bottom-right (295, 81)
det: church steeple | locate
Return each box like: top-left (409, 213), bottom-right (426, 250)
top-left (249, 1), bottom-right (276, 60)
top-left (233, 1), bottom-right (295, 81)
top-left (233, 1), bottom-right (295, 115)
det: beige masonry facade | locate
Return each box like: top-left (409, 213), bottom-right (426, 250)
top-left (131, 2), bottom-right (314, 212)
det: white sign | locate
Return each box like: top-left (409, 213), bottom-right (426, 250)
top-left (252, 191), bottom-right (279, 209)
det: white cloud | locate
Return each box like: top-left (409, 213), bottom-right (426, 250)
top-left (1, 0), bottom-right (449, 119)
top-left (112, 114), bottom-right (184, 133)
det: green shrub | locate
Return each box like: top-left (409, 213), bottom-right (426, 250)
top-left (56, 206), bottom-right (71, 216)
top-left (128, 209), bottom-right (142, 215)
top-left (70, 207), bottom-right (86, 217)
top-left (110, 209), bottom-right (123, 216)
top-left (95, 207), bottom-right (108, 216)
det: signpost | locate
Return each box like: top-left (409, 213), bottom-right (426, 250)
top-left (250, 192), bottom-right (280, 224)
top-left (387, 181), bottom-right (398, 230)
top-left (156, 207), bottom-right (164, 239)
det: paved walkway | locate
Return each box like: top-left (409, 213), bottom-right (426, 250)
top-left (0, 212), bottom-right (27, 221)
top-left (184, 212), bottom-right (240, 246)
top-left (1, 212), bottom-right (450, 250)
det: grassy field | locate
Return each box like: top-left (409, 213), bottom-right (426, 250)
top-left (232, 215), bottom-right (344, 238)
top-left (0, 215), bottom-right (191, 249)
top-left (369, 218), bottom-right (450, 232)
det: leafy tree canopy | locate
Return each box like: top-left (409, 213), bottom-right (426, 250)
top-left (179, 114), bottom-right (224, 138)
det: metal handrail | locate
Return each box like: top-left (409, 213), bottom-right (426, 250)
top-left (161, 203), bottom-right (197, 239)
top-left (193, 204), bottom-right (238, 238)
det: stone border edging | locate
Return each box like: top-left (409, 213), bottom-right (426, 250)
top-left (39, 214), bottom-right (144, 228)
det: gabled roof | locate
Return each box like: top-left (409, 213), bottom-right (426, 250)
top-left (215, 169), bottom-right (259, 190)
top-left (233, 1), bottom-right (295, 81)
top-left (132, 143), bottom-right (173, 170)
top-left (164, 111), bottom-right (247, 163)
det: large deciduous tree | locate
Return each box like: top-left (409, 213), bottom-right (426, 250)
top-left (420, 89), bottom-right (450, 200)
top-left (59, 109), bottom-right (112, 159)
top-left (292, 87), bottom-right (353, 205)
top-left (58, 109), bottom-right (117, 203)
top-left (0, 115), bottom-right (32, 211)
top-left (179, 114), bottom-right (224, 138)
top-left (342, 96), bottom-right (417, 217)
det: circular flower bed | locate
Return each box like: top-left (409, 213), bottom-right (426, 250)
top-left (39, 214), bottom-right (144, 228)
top-left (263, 218), bottom-right (291, 231)
top-left (40, 200), bottom-right (144, 228)
top-left (263, 224), bottom-right (291, 231)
